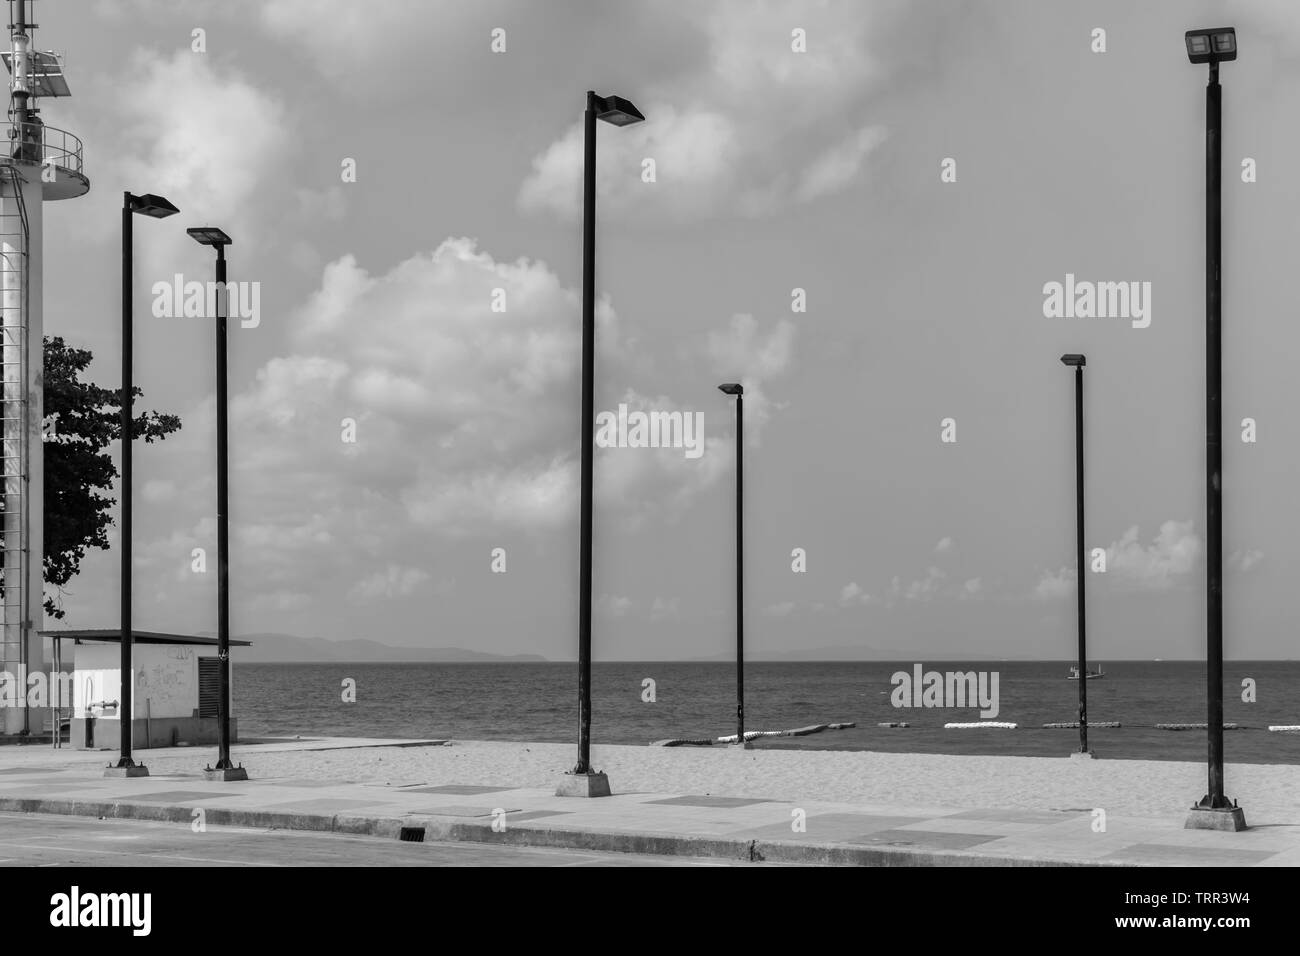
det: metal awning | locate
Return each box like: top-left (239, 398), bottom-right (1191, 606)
top-left (38, 629), bottom-right (252, 647)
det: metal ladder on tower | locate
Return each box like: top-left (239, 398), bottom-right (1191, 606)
top-left (0, 160), bottom-right (30, 734)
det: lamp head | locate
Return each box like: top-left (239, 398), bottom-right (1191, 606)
top-left (187, 226), bottom-right (233, 248)
top-left (1186, 27), bottom-right (1236, 64)
top-left (718, 383), bottom-right (743, 396)
top-left (129, 193), bottom-right (179, 218)
top-left (592, 93), bottom-right (645, 127)
top-left (1060, 354), bottom-right (1086, 367)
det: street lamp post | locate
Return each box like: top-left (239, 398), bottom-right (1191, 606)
top-left (1184, 26), bottom-right (1246, 831)
top-left (719, 384), bottom-right (745, 747)
top-left (559, 91), bottom-right (644, 798)
top-left (187, 226), bottom-right (248, 782)
top-left (107, 192), bottom-right (178, 779)
top-left (1060, 354), bottom-right (1090, 757)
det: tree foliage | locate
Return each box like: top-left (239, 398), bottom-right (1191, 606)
top-left (0, 336), bottom-right (182, 619)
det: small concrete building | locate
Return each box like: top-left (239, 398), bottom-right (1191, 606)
top-left (40, 630), bottom-right (250, 751)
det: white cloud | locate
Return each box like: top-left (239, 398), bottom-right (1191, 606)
top-left (841, 583), bottom-right (878, 607)
top-left (253, 239), bottom-right (614, 537)
top-left (934, 536), bottom-right (954, 554)
top-left (905, 566), bottom-right (947, 601)
top-left (707, 313), bottom-right (796, 379)
top-left (1035, 567), bottom-right (1075, 600)
top-left (519, 1), bottom-right (909, 220)
top-left (1106, 521), bottom-right (1202, 590)
top-left (518, 106), bottom-right (742, 222)
top-left (707, 314), bottom-right (796, 438)
top-left (134, 238), bottom-right (771, 607)
top-left (763, 601), bottom-right (796, 617)
top-left (259, 0), bottom-right (454, 82)
top-left (596, 594), bottom-right (633, 619)
top-left (351, 565), bottom-right (431, 601)
top-left (401, 460), bottom-right (576, 532)
top-left (795, 126), bottom-right (889, 202)
top-left (59, 47), bottom-right (289, 258)
top-left (1036, 521), bottom-right (1202, 599)
top-left (596, 388), bottom-right (734, 528)
top-left (857, 563), bottom-right (963, 607)
top-left (110, 50), bottom-right (288, 232)
top-left (1228, 549), bottom-right (1264, 573)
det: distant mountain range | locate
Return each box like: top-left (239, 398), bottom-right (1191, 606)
top-left (223, 635), bottom-right (1250, 663)
top-left (686, 645), bottom-right (1047, 662)
top-left (232, 633), bottom-right (548, 663)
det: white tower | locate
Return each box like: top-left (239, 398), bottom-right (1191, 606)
top-left (1, 0), bottom-right (87, 735)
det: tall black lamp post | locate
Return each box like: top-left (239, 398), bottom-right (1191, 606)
top-left (718, 384), bottom-right (745, 747)
top-left (107, 192), bottom-right (178, 779)
top-left (1184, 26), bottom-right (1245, 830)
top-left (559, 91), bottom-right (644, 798)
top-left (187, 226), bottom-right (248, 782)
top-left (1060, 354), bottom-right (1090, 756)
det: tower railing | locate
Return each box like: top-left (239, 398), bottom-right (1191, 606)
top-left (1, 121), bottom-right (87, 199)
top-left (5, 121), bottom-right (82, 173)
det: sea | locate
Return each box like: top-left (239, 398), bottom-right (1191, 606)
top-left (233, 660), bottom-right (1300, 765)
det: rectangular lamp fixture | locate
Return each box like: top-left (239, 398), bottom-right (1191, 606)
top-left (1186, 27), bottom-right (1236, 64)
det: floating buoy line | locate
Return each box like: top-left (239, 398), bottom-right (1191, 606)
top-left (652, 718), bottom-right (1295, 744)
top-left (651, 721), bottom-right (856, 747)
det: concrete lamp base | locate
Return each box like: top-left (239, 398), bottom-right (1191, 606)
top-left (1069, 750), bottom-right (1095, 760)
top-left (1185, 806), bottom-right (1248, 832)
top-left (103, 764), bottom-right (150, 779)
top-left (730, 741), bottom-right (753, 750)
top-left (203, 766), bottom-right (249, 782)
top-left (556, 771), bottom-right (611, 798)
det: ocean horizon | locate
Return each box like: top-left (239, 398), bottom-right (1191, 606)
top-left (233, 660), bottom-right (1300, 765)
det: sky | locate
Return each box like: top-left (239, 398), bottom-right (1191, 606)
top-left (28, 0), bottom-right (1300, 659)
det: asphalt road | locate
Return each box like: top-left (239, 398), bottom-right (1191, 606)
top-left (0, 812), bottom-right (752, 867)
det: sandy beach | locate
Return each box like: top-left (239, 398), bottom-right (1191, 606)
top-left (108, 739), bottom-right (1299, 825)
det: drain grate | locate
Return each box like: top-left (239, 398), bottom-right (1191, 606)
top-left (398, 826), bottom-right (426, 843)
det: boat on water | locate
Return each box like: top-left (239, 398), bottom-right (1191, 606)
top-left (1067, 664), bottom-right (1105, 680)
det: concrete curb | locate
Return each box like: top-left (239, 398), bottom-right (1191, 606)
top-left (436, 821), bottom-right (1117, 866)
top-left (0, 794), bottom-right (1128, 866)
